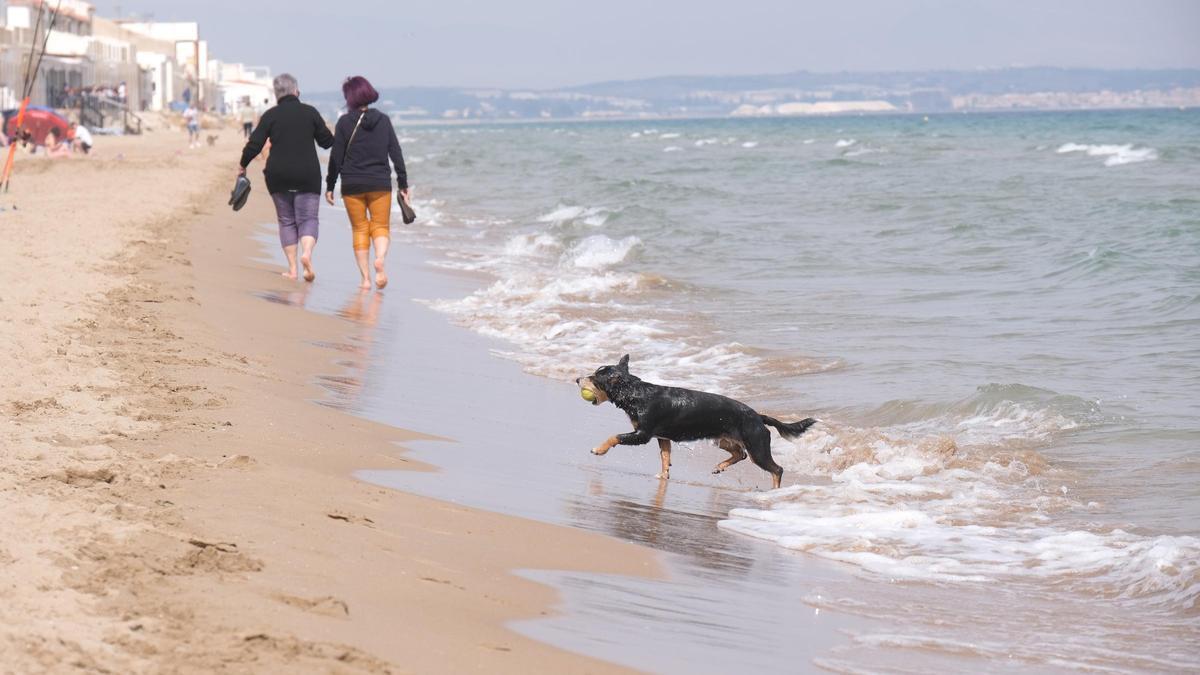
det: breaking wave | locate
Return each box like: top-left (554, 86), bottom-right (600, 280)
top-left (720, 384), bottom-right (1199, 613)
top-left (1056, 142), bottom-right (1158, 167)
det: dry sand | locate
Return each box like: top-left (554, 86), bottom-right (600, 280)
top-left (0, 132), bottom-right (659, 673)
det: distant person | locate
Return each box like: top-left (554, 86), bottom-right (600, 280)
top-left (239, 73), bottom-right (334, 282)
top-left (325, 75), bottom-right (410, 290)
top-left (117, 81), bottom-right (127, 102)
top-left (72, 122), bottom-right (93, 155)
top-left (183, 104), bottom-right (200, 148)
top-left (239, 101), bottom-right (255, 138)
top-left (45, 129), bottom-right (71, 158)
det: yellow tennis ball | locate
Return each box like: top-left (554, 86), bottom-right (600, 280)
top-left (580, 388), bottom-right (596, 402)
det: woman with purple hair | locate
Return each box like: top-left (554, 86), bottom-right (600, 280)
top-left (325, 75), bottom-right (410, 290)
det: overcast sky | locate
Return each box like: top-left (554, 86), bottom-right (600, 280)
top-left (92, 0), bottom-right (1200, 91)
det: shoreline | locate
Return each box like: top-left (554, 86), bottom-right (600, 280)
top-left (0, 134), bottom-right (661, 672)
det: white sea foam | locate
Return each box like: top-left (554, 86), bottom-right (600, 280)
top-left (803, 138), bottom-right (816, 144)
top-left (503, 232), bottom-right (562, 257)
top-left (568, 235), bottom-right (641, 269)
top-left (536, 204), bottom-right (610, 226)
top-left (741, 141), bottom-right (759, 148)
top-left (694, 138), bottom-right (718, 147)
top-left (719, 391), bottom-right (1200, 612)
top-left (1056, 142), bottom-right (1158, 167)
top-left (843, 147), bottom-right (881, 158)
top-left (659, 132), bottom-right (681, 139)
top-left (663, 146), bottom-right (682, 153)
top-left (835, 138), bottom-right (857, 148)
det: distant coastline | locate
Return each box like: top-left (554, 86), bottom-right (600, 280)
top-left (304, 66), bottom-right (1200, 124)
top-left (318, 104), bottom-right (1198, 129)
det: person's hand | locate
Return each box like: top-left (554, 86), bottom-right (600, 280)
top-left (398, 187), bottom-right (411, 206)
top-left (324, 191), bottom-right (335, 206)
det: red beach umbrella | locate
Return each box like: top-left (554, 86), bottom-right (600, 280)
top-left (5, 106), bottom-right (70, 145)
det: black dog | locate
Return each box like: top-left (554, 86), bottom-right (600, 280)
top-left (576, 355), bottom-right (817, 488)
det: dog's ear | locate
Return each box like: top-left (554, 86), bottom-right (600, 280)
top-left (617, 354), bottom-right (630, 373)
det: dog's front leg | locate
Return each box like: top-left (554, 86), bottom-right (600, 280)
top-left (656, 438), bottom-right (672, 480)
top-left (592, 429), bottom-right (651, 456)
top-left (591, 436), bottom-right (619, 456)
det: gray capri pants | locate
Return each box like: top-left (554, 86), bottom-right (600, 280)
top-left (271, 191), bottom-right (320, 247)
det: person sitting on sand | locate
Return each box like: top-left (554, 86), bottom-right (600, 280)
top-left (238, 73), bottom-right (334, 282)
top-left (324, 75), bottom-right (410, 290)
top-left (45, 129), bottom-right (71, 158)
top-left (72, 122), bottom-right (93, 155)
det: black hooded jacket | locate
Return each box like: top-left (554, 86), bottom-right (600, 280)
top-left (325, 108), bottom-right (408, 195)
top-left (239, 95), bottom-right (333, 194)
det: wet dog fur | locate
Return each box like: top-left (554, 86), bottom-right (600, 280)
top-left (576, 355), bottom-right (817, 489)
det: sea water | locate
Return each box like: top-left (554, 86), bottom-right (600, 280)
top-left (387, 110), bottom-right (1198, 670)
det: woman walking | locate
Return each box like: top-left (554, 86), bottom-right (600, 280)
top-left (325, 76), bottom-right (410, 290)
top-left (239, 73), bottom-right (334, 281)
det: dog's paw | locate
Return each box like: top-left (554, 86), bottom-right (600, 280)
top-left (655, 472), bottom-right (669, 480)
top-left (591, 447), bottom-right (609, 456)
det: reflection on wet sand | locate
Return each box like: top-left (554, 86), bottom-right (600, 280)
top-left (255, 287), bottom-right (311, 309)
top-left (569, 475), bottom-right (758, 575)
top-left (315, 290), bottom-right (385, 410)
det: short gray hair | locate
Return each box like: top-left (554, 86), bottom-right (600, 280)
top-left (273, 73), bottom-right (299, 99)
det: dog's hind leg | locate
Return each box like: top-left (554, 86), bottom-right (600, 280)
top-left (657, 438), bottom-right (672, 479)
top-left (745, 426), bottom-right (784, 489)
top-left (713, 436), bottom-right (747, 474)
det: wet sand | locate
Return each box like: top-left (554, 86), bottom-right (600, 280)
top-left (0, 134), bottom-right (664, 672)
top-left (257, 200), bottom-right (872, 672)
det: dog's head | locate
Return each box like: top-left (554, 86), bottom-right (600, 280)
top-left (575, 354), bottom-right (632, 406)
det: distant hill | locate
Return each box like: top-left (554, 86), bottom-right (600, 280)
top-left (306, 67), bottom-right (1200, 122)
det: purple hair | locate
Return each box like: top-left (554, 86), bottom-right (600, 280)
top-left (342, 76), bottom-right (379, 109)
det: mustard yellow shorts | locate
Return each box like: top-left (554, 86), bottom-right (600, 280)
top-left (343, 190), bottom-right (391, 251)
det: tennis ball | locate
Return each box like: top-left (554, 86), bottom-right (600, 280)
top-left (580, 388), bottom-right (596, 402)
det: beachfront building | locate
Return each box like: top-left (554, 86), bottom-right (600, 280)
top-left (210, 60), bottom-right (273, 117)
top-left (117, 21), bottom-right (210, 111)
top-left (0, 2), bottom-right (245, 119)
top-left (0, 0), bottom-right (96, 108)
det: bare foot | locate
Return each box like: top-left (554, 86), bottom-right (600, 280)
top-left (281, 270), bottom-right (297, 280)
top-left (374, 258), bottom-right (388, 289)
top-left (359, 278), bottom-right (372, 290)
top-left (301, 253), bottom-right (315, 282)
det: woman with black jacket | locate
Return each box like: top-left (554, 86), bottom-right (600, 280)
top-left (324, 76), bottom-right (410, 290)
top-left (239, 73), bottom-right (334, 282)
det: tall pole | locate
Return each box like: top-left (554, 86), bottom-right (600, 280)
top-left (2, 0), bottom-right (63, 193)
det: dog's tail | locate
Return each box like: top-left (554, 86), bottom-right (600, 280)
top-left (761, 415), bottom-right (818, 440)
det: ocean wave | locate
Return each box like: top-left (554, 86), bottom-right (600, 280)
top-left (741, 141), bottom-right (759, 148)
top-left (503, 232), bottom-right (563, 257)
top-left (719, 385), bottom-right (1199, 613)
top-left (536, 204), bottom-right (610, 227)
top-left (835, 138), bottom-right (857, 148)
top-left (1056, 142), bottom-right (1158, 167)
top-left (663, 146), bottom-right (683, 153)
top-left (569, 235), bottom-right (641, 269)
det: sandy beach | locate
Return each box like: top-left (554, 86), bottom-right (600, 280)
top-left (0, 133), bottom-right (660, 673)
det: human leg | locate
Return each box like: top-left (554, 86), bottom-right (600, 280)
top-left (364, 191), bottom-right (393, 289)
top-left (343, 194), bottom-right (373, 289)
top-left (271, 193), bottom-right (300, 279)
top-left (294, 193), bottom-right (321, 282)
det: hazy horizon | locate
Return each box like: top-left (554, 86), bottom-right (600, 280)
top-left (92, 0), bottom-right (1200, 91)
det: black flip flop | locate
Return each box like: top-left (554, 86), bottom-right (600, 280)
top-left (229, 175), bottom-right (251, 211)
